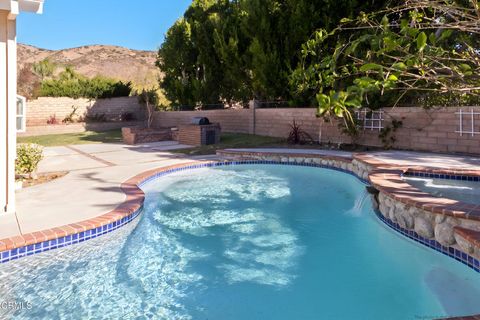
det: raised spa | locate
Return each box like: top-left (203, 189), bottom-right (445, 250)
top-left (1, 164), bottom-right (480, 319)
top-left (403, 172), bottom-right (480, 205)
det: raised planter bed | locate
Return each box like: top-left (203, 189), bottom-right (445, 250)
top-left (121, 126), bottom-right (173, 145)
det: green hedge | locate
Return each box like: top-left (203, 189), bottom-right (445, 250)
top-left (39, 68), bottom-right (132, 99)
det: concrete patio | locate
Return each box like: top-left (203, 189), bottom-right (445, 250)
top-left (1, 141), bottom-right (211, 239)
top-left (3, 144), bottom-right (480, 240)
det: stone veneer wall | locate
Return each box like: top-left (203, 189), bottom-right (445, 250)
top-left (218, 150), bottom-right (480, 261)
top-left (154, 106), bottom-right (480, 154)
top-left (26, 97), bottom-right (146, 126)
top-left (377, 192), bottom-right (480, 259)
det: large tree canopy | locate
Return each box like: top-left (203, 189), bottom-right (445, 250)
top-left (157, 0), bottom-right (383, 107)
top-left (291, 0), bottom-right (480, 130)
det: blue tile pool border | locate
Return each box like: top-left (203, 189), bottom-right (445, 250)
top-left (1, 159), bottom-right (479, 274)
top-left (403, 170), bottom-right (480, 182)
top-left (374, 211), bottom-right (480, 273)
top-left (0, 206), bottom-right (143, 264)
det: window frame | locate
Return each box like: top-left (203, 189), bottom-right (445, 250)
top-left (16, 95), bottom-right (27, 133)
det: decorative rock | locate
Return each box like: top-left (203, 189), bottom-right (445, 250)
top-left (475, 247), bottom-right (480, 260)
top-left (379, 203), bottom-right (388, 217)
top-left (414, 217), bottom-right (434, 239)
top-left (408, 207), bottom-right (418, 217)
top-left (348, 165), bottom-right (354, 173)
top-left (396, 212), bottom-right (407, 229)
top-left (424, 211), bottom-right (434, 221)
top-left (394, 201), bottom-right (406, 212)
top-left (402, 212), bottom-right (414, 229)
top-left (388, 207), bottom-right (396, 221)
top-left (434, 223), bottom-right (456, 246)
top-left (454, 233), bottom-right (475, 254)
top-left (370, 194), bottom-right (379, 210)
top-left (434, 214), bottom-right (446, 224)
top-left (393, 209), bottom-right (413, 229)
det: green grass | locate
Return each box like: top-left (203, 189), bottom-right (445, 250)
top-left (18, 130), bottom-right (287, 153)
top-left (17, 129), bottom-right (123, 147)
top-left (172, 133), bottom-right (287, 156)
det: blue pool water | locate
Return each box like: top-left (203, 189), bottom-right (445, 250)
top-left (1, 164), bottom-right (480, 319)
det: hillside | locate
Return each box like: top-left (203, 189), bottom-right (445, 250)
top-left (17, 44), bottom-right (162, 98)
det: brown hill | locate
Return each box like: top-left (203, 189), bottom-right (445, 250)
top-left (17, 43), bottom-right (162, 98)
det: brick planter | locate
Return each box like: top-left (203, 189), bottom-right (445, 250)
top-left (121, 127), bottom-right (172, 145)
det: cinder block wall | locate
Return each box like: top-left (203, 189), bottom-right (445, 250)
top-left (152, 109), bottom-right (252, 133)
top-left (26, 96), bottom-right (145, 126)
top-left (153, 106), bottom-right (480, 154)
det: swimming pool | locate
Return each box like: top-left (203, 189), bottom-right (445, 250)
top-left (1, 164), bottom-right (480, 319)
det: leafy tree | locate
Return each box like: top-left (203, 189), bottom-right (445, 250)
top-left (291, 0), bottom-right (480, 132)
top-left (157, 0), bottom-right (383, 107)
top-left (138, 88), bottom-right (159, 128)
top-left (32, 59), bottom-right (56, 80)
top-left (157, 18), bottom-right (197, 107)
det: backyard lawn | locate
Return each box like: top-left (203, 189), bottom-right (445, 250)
top-left (17, 130), bottom-right (287, 154)
top-left (17, 129), bottom-right (123, 147)
top-left (172, 133), bottom-right (287, 155)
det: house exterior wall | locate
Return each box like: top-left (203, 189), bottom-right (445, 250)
top-left (0, 9), bottom-right (17, 214)
top-left (1, 0), bottom-right (43, 214)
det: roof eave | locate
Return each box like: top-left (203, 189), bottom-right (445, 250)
top-left (18, 0), bottom-right (44, 14)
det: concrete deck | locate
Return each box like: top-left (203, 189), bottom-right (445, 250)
top-left (231, 148), bottom-right (480, 170)
top-left (4, 146), bottom-right (480, 240)
top-left (1, 141), bottom-right (212, 239)
top-left (362, 150), bottom-right (480, 171)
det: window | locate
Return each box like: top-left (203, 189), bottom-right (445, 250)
top-left (456, 109), bottom-right (480, 136)
top-left (16, 95), bottom-right (26, 133)
top-left (355, 109), bottom-right (384, 131)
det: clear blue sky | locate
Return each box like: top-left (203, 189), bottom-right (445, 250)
top-left (17, 0), bottom-right (192, 51)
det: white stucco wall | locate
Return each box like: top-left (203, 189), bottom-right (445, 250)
top-left (0, 9), bottom-right (17, 214)
top-left (0, 0), bottom-right (43, 214)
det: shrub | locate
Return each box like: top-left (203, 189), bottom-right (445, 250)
top-left (287, 120), bottom-right (314, 145)
top-left (39, 68), bottom-right (132, 99)
top-left (16, 144), bottom-right (43, 177)
top-left (47, 114), bottom-right (59, 125)
top-left (62, 106), bottom-right (80, 124)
